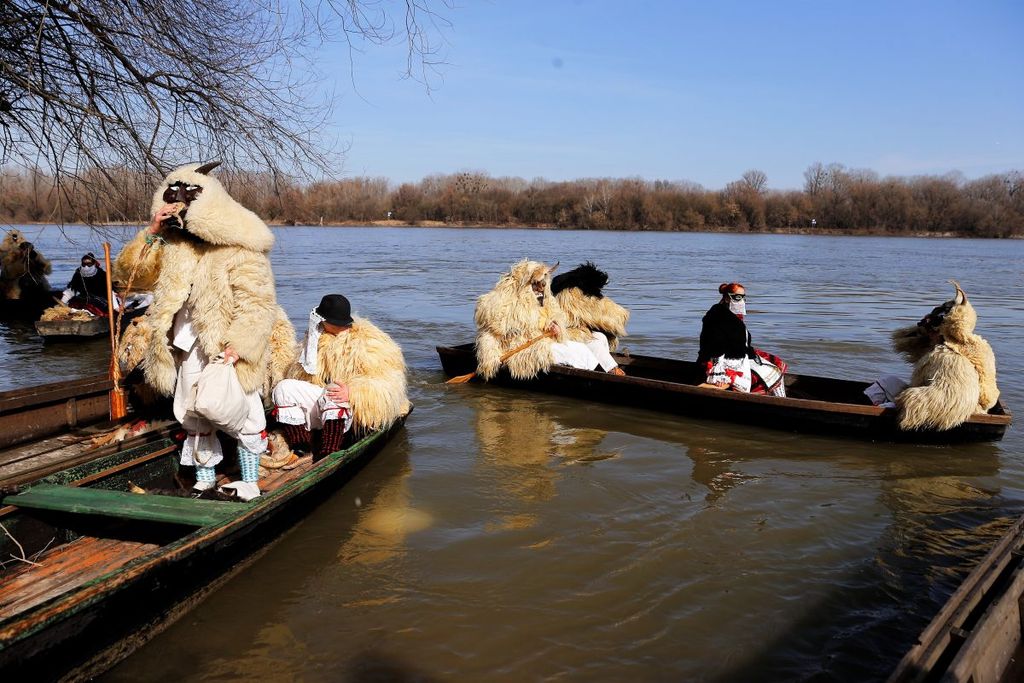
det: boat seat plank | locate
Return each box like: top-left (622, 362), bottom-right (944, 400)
top-left (2, 484), bottom-right (244, 527)
top-left (0, 536), bottom-right (159, 619)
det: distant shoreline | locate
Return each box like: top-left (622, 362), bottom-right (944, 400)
top-left (7, 219), bottom-right (1022, 239)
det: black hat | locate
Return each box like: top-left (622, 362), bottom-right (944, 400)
top-left (81, 252), bottom-right (97, 265)
top-left (316, 294), bottom-right (353, 327)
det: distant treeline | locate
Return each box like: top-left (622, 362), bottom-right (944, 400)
top-left (1, 164), bottom-right (1022, 236)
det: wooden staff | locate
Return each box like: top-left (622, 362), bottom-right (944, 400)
top-left (446, 331), bottom-right (553, 384)
top-left (103, 243), bottom-right (127, 419)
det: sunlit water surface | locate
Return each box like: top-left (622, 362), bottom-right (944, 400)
top-left (2, 225), bottom-right (1022, 682)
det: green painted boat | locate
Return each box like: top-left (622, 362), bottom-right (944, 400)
top-left (0, 376), bottom-right (411, 681)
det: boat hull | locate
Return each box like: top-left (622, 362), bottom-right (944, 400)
top-left (437, 343), bottom-right (1010, 443)
top-left (0, 415), bottom-right (409, 681)
top-left (33, 317), bottom-right (108, 339)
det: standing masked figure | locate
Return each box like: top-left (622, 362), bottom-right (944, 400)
top-left (474, 259), bottom-right (603, 381)
top-left (550, 262), bottom-right (630, 376)
top-left (128, 162), bottom-right (281, 501)
top-left (697, 282), bottom-right (787, 396)
top-left (273, 294), bottom-right (409, 457)
top-left (891, 281), bottom-right (999, 431)
top-left (61, 252), bottom-right (110, 314)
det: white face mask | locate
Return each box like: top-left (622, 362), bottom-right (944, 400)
top-left (728, 297), bottom-right (746, 316)
top-left (80, 265), bottom-right (98, 278)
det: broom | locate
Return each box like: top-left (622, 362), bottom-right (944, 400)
top-left (446, 331), bottom-right (554, 384)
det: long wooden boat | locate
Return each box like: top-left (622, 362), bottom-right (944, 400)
top-left (33, 317), bottom-right (108, 339)
top-left (888, 513), bottom-right (1024, 683)
top-left (0, 377), bottom-right (411, 681)
top-left (436, 343), bottom-right (1011, 443)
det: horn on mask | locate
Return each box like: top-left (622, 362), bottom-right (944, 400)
top-left (949, 279), bottom-right (966, 305)
top-left (547, 261), bottom-right (560, 277)
top-left (194, 161), bottom-right (222, 175)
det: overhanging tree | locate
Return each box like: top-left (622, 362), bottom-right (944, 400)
top-left (0, 0), bottom-right (450, 221)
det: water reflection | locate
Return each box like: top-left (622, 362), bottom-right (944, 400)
top-left (713, 443), bottom-right (1007, 682)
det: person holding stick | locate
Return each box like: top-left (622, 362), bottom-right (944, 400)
top-left (473, 259), bottom-right (603, 382)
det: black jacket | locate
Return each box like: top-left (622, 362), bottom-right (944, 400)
top-left (67, 267), bottom-right (108, 301)
top-left (697, 302), bottom-right (756, 368)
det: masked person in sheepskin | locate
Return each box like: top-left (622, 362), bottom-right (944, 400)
top-left (126, 162), bottom-right (284, 501)
top-left (0, 228), bottom-right (52, 303)
top-left (550, 262), bottom-right (630, 376)
top-left (891, 281), bottom-right (999, 431)
top-left (474, 259), bottom-right (607, 381)
top-left (273, 294), bottom-right (409, 457)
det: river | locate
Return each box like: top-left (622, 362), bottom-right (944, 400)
top-left (2, 225), bottom-right (1022, 682)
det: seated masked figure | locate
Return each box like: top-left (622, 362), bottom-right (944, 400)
top-left (550, 262), bottom-right (630, 376)
top-left (273, 294), bottom-right (409, 458)
top-left (697, 282), bottom-right (787, 396)
top-left (474, 260), bottom-right (604, 381)
top-left (891, 281), bottom-right (999, 431)
top-left (60, 252), bottom-right (110, 314)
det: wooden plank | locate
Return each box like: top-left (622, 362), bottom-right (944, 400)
top-left (945, 568), bottom-right (1024, 683)
top-left (2, 484), bottom-right (244, 527)
top-left (0, 420), bottom-right (176, 488)
top-left (888, 515), bottom-right (1024, 682)
top-left (0, 375), bottom-right (111, 413)
top-left (0, 537), bottom-right (159, 620)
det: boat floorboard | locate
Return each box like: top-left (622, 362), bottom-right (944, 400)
top-left (0, 536), bottom-right (160, 619)
top-left (0, 420), bottom-right (176, 488)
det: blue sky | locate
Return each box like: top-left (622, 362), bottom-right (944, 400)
top-left (320, 1), bottom-right (1023, 190)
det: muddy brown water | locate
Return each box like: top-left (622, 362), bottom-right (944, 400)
top-left (2, 226), bottom-right (1022, 682)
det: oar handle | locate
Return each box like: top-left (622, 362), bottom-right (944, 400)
top-left (446, 330), bottom-right (555, 385)
top-left (497, 331), bottom-right (552, 363)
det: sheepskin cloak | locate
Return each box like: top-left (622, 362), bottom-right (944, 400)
top-left (135, 164), bottom-right (281, 397)
top-left (285, 317), bottom-right (409, 432)
top-left (474, 260), bottom-right (567, 381)
top-left (0, 229), bottom-right (52, 300)
top-left (555, 287), bottom-right (629, 351)
top-left (893, 288), bottom-right (999, 431)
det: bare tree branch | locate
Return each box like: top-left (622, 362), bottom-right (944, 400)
top-left (0, 0), bottom-right (451, 224)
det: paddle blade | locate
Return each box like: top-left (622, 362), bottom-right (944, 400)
top-left (446, 372), bottom-right (477, 384)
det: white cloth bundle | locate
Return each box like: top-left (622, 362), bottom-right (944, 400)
top-left (187, 354), bottom-right (250, 434)
top-left (299, 308), bottom-right (325, 375)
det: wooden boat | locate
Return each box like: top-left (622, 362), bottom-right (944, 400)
top-left (436, 343), bottom-right (1011, 443)
top-left (888, 513), bottom-right (1024, 683)
top-left (0, 375), bottom-right (411, 681)
top-left (33, 317), bottom-right (108, 339)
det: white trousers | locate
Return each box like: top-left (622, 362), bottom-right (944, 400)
top-left (273, 379), bottom-right (353, 433)
top-left (551, 340), bottom-right (600, 371)
top-left (582, 331), bottom-right (618, 372)
top-left (172, 343), bottom-right (267, 467)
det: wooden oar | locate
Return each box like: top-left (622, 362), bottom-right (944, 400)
top-left (446, 332), bottom-right (553, 384)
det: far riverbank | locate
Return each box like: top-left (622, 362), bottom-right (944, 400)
top-left (13, 220), bottom-right (1022, 239)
